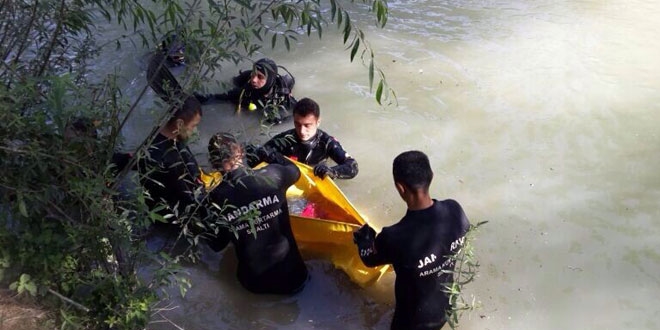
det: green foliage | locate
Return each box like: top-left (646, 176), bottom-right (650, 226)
top-left (444, 221), bottom-right (488, 329)
top-left (9, 274), bottom-right (37, 296)
top-left (95, 0), bottom-right (395, 103)
top-left (1, 0), bottom-right (392, 328)
top-left (0, 72), bottom-right (159, 329)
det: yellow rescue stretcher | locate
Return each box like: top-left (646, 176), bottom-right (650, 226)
top-left (200, 159), bottom-right (391, 287)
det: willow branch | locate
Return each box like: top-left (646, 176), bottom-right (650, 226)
top-left (35, 0), bottom-right (66, 77)
top-left (47, 288), bottom-right (90, 312)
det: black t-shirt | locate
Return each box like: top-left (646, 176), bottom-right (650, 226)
top-left (138, 133), bottom-right (202, 216)
top-left (261, 129), bottom-right (358, 179)
top-left (207, 163), bottom-right (308, 294)
top-left (358, 199), bottom-right (470, 330)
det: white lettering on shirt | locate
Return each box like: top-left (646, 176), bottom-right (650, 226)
top-left (418, 236), bottom-right (467, 278)
top-left (224, 194), bottom-right (280, 222)
top-left (417, 253), bottom-right (437, 268)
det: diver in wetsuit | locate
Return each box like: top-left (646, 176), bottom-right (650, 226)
top-left (138, 96), bottom-right (204, 219)
top-left (353, 150), bottom-right (470, 330)
top-left (196, 58), bottom-right (297, 124)
top-left (249, 97), bottom-right (358, 180)
top-left (205, 132), bottom-right (308, 294)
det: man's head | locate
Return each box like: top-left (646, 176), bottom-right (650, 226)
top-left (159, 33), bottom-right (185, 66)
top-left (392, 150), bottom-right (433, 194)
top-left (250, 58), bottom-right (278, 90)
top-left (208, 132), bottom-right (245, 173)
top-left (292, 98), bottom-right (321, 142)
top-left (166, 95), bottom-right (202, 141)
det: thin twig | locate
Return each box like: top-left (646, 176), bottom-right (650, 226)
top-left (47, 288), bottom-right (90, 313)
top-left (35, 0), bottom-right (67, 77)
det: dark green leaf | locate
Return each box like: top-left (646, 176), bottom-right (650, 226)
top-left (350, 39), bottom-right (360, 62)
top-left (330, 0), bottom-right (337, 21)
top-left (252, 28), bottom-right (263, 42)
top-left (369, 58), bottom-right (374, 90)
top-left (378, 2), bottom-right (388, 27)
top-left (343, 24), bottom-right (351, 44)
top-left (376, 80), bottom-right (384, 104)
top-left (18, 193), bottom-right (28, 217)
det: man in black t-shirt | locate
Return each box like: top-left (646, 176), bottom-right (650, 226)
top-left (354, 150), bottom-right (470, 330)
top-left (250, 97), bottom-right (358, 180)
top-left (205, 132), bottom-right (308, 294)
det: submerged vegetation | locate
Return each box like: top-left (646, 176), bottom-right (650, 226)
top-left (0, 0), bottom-right (479, 328)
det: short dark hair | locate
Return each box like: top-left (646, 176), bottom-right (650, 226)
top-left (392, 150), bottom-right (433, 191)
top-left (168, 95), bottom-right (202, 125)
top-left (208, 132), bottom-right (242, 169)
top-left (293, 97), bottom-right (320, 118)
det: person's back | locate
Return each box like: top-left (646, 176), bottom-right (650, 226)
top-left (354, 150), bottom-right (469, 330)
top-left (206, 132), bottom-right (308, 294)
top-left (374, 199), bottom-right (469, 329)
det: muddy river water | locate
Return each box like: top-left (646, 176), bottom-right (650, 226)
top-left (109, 1), bottom-right (660, 329)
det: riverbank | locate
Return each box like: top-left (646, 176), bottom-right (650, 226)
top-left (0, 289), bottom-right (53, 330)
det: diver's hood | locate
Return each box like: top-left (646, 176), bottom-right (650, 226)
top-left (253, 58), bottom-right (278, 91)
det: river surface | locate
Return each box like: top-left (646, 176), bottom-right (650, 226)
top-left (108, 0), bottom-right (660, 329)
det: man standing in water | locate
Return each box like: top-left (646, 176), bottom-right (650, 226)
top-left (353, 150), bottom-right (470, 330)
top-left (250, 97), bottom-right (359, 180)
top-left (205, 132), bottom-right (309, 294)
top-left (138, 95), bottom-right (204, 220)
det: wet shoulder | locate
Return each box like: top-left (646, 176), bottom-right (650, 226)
top-left (436, 198), bottom-right (464, 214)
top-left (317, 129), bottom-right (335, 144)
top-left (144, 134), bottom-right (172, 161)
top-left (436, 199), bottom-right (470, 232)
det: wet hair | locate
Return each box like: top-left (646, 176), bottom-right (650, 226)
top-left (392, 150), bottom-right (433, 191)
top-left (208, 132), bottom-right (243, 169)
top-left (168, 95), bottom-right (202, 126)
top-left (293, 97), bottom-right (320, 118)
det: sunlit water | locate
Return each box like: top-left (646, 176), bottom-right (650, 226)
top-left (103, 0), bottom-right (660, 329)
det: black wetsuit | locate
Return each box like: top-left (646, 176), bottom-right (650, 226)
top-left (138, 133), bottom-right (203, 217)
top-left (257, 129), bottom-right (358, 179)
top-left (206, 163), bottom-right (308, 294)
top-left (230, 70), bottom-right (295, 109)
top-left (356, 199), bottom-right (470, 330)
top-left (199, 69), bottom-right (296, 124)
